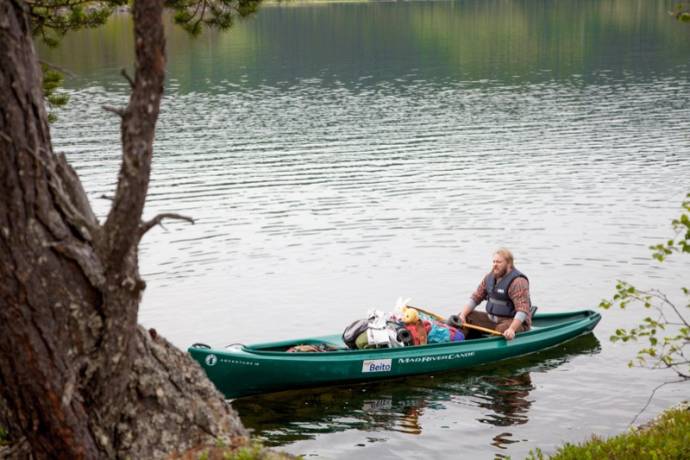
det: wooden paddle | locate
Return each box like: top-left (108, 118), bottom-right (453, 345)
top-left (409, 305), bottom-right (504, 337)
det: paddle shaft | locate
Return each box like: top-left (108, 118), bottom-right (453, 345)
top-left (410, 306), bottom-right (504, 337)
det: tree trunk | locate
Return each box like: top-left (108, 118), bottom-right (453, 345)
top-left (0, 0), bottom-right (247, 457)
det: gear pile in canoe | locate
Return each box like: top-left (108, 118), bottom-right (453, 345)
top-left (340, 305), bottom-right (467, 351)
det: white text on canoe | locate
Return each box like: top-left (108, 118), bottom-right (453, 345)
top-left (397, 352), bottom-right (475, 364)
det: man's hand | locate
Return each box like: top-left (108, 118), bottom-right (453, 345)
top-left (503, 327), bottom-right (516, 341)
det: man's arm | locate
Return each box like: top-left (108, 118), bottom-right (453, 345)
top-left (459, 275), bottom-right (488, 322)
top-left (503, 277), bottom-right (530, 340)
top-left (502, 316), bottom-right (523, 340)
top-left (458, 299), bottom-right (477, 323)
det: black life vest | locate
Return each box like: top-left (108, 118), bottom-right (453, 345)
top-left (485, 269), bottom-right (529, 318)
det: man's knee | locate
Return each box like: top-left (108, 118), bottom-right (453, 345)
top-left (466, 311), bottom-right (489, 324)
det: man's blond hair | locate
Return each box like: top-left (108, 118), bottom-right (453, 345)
top-left (494, 248), bottom-right (514, 267)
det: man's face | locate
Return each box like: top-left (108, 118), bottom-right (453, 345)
top-left (492, 254), bottom-right (510, 278)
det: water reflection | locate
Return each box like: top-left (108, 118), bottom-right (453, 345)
top-left (38, 0), bottom-right (690, 90)
top-left (233, 334), bottom-right (600, 449)
top-left (476, 372), bottom-right (533, 427)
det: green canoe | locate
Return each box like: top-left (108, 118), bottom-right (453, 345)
top-left (188, 309), bottom-right (601, 399)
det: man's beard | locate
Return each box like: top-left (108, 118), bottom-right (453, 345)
top-left (493, 267), bottom-right (508, 278)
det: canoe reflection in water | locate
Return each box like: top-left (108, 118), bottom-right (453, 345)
top-left (232, 334), bottom-right (600, 448)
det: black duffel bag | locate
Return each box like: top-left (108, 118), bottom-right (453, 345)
top-left (342, 319), bottom-right (369, 349)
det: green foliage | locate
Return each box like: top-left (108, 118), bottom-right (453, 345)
top-left (42, 64), bottom-right (70, 123)
top-left (226, 444), bottom-right (300, 459)
top-left (672, 3), bottom-right (690, 23)
top-left (222, 442), bottom-right (264, 460)
top-left (29, 0), bottom-right (262, 121)
top-left (650, 194), bottom-right (690, 261)
top-left (29, 1), bottom-right (126, 47)
top-left (600, 193), bottom-right (690, 379)
top-left (29, 1), bottom-right (120, 122)
top-left (0, 425), bottom-right (7, 446)
top-left (525, 405), bottom-right (690, 460)
top-left (29, 0), bottom-right (261, 45)
top-left (193, 441), bottom-right (298, 460)
top-left (30, 0), bottom-right (263, 41)
top-left (166, 0), bottom-right (262, 36)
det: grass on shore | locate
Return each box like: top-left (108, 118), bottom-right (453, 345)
top-left (189, 440), bottom-right (298, 460)
top-left (526, 403), bottom-right (690, 460)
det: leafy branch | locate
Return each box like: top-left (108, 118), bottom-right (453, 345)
top-left (671, 2), bottom-right (690, 22)
top-left (28, 0), bottom-right (125, 47)
top-left (41, 64), bottom-right (70, 123)
top-left (30, 0), bottom-right (261, 120)
top-left (28, 0), bottom-right (262, 43)
top-left (600, 193), bottom-right (690, 380)
top-left (166, 0), bottom-right (262, 36)
top-left (650, 194), bottom-right (690, 261)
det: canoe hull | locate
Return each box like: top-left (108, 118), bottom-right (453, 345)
top-left (188, 310), bottom-right (601, 398)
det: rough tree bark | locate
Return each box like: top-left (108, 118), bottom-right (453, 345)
top-left (0, 0), bottom-right (248, 457)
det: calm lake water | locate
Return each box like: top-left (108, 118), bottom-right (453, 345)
top-left (40, 0), bottom-right (690, 458)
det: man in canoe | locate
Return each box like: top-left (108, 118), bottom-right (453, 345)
top-left (457, 248), bottom-right (531, 340)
